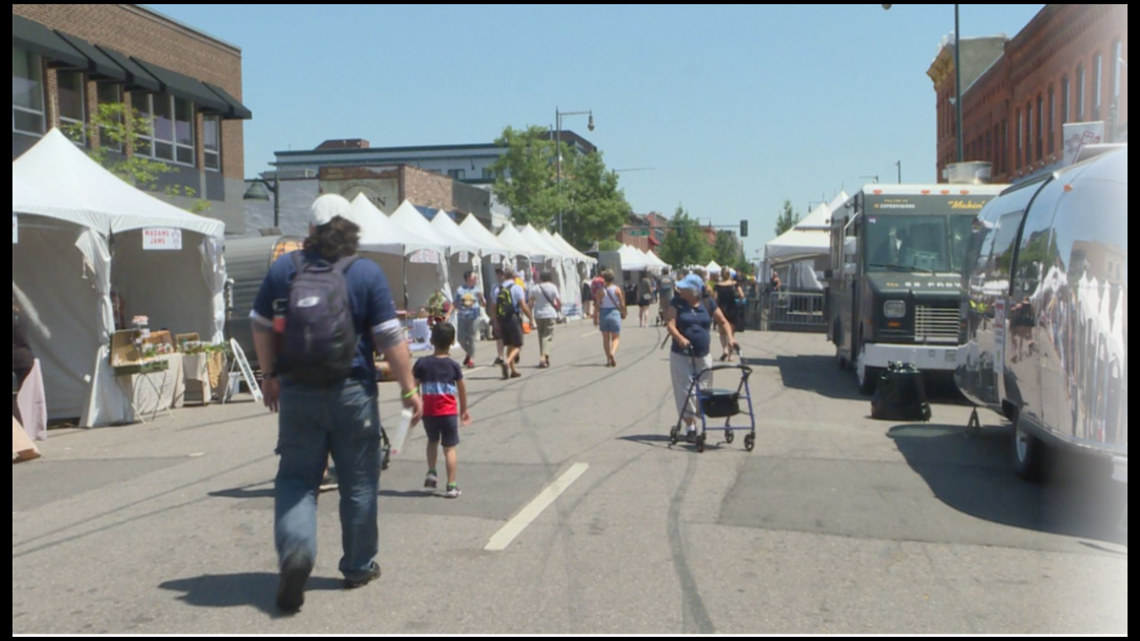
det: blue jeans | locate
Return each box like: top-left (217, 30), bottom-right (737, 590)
top-left (275, 380), bottom-right (382, 582)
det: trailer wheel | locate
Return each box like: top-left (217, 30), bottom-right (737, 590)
top-left (1011, 411), bottom-right (1046, 483)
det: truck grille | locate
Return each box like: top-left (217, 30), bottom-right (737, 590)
top-left (915, 305), bottom-right (960, 342)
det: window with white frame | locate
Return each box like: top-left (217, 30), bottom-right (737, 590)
top-left (58, 70), bottom-right (86, 145)
top-left (12, 47), bottom-right (45, 135)
top-left (1094, 53), bottom-right (1103, 119)
top-left (203, 114), bottom-right (221, 171)
top-left (448, 169), bottom-right (466, 179)
top-left (129, 92), bottom-right (195, 167)
top-left (97, 83), bottom-right (123, 152)
top-left (1113, 41), bottom-right (1123, 99)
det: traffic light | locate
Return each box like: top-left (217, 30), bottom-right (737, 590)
top-left (740, 220), bottom-right (748, 237)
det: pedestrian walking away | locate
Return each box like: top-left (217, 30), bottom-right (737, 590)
top-left (581, 278), bottom-right (594, 320)
top-left (663, 273), bottom-right (738, 441)
top-left (637, 271), bottom-right (655, 327)
top-left (452, 270), bottom-right (485, 369)
top-left (715, 270), bottom-right (744, 362)
top-left (594, 269), bottom-right (627, 368)
top-left (529, 271), bottom-right (562, 368)
top-left (490, 267), bottom-right (507, 366)
top-left (412, 322), bottom-right (472, 499)
top-left (496, 266), bottom-right (534, 379)
top-left (251, 194), bottom-right (423, 614)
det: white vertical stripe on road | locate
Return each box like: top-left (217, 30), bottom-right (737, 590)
top-left (485, 462), bottom-right (590, 552)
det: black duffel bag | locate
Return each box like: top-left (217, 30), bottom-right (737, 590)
top-left (871, 361), bottom-right (932, 422)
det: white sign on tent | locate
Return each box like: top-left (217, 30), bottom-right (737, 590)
top-left (409, 249), bottom-right (441, 264)
top-left (143, 228), bottom-right (183, 251)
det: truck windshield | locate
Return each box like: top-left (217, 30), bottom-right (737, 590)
top-left (865, 215), bottom-right (976, 274)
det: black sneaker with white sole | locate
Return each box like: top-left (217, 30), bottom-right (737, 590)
top-left (344, 562), bottom-right (382, 589)
top-left (276, 552), bottom-right (313, 613)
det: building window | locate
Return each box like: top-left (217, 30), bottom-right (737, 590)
top-left (1077, 64), bottom-right (1086, 120)
top-left (1048, 86), bottom-right (1055, 155)
top-left (58, 70), bottom-right (87, 145)
top-left (1016, 110), bottom-right (1022, 170)
top-left (482, 167), bottom-right (495, 180)
top-left (130, 92), bottom-right (195, 167)
top-left (985, 129), bottom-right (992, 166)
top-left (12, 47), bottom-right (45, 135)
top-left (1036, 95), bottom-right (1043, 162)
top-left (447, 169), bottom-right (466, 180)
top-left (1113, 41), bottom-right (1123, 99)
top-left (1025, 102), bottom-right (1032, 167)
top-left (97, 83), bottom-right (123, 152)
top-left (203, 114), bottom-right (221, 171)
top-left (1094, 53), bottom-right (1103, 120)
top-left (1061, 76), bottom-right (1070, 124)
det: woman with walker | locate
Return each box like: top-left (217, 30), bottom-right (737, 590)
top-left (663, 274), bottom-right (738, 443)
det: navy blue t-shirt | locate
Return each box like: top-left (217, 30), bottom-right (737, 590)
top-left (252, 250), bottom-right (398, 391)
top-left (670, 294), bottom-right (719, 358)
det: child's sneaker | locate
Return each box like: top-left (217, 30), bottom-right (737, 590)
top-left (424, 471), bottom-right (438, 490)
top-left (445, 484), bottom-right (462, 499)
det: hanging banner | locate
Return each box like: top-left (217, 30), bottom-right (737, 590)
top-left (409, 249), bottom-right (440, 264)
top-left (459, 251), bottom-right (470, 264)
top-left (143, 228), bottom-right (183, 251)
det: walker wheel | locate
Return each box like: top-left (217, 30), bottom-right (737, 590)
top-left (744, 434), bottom-right (755, 453)
top-left (725, 430), bottom-right (735, 444)
top-left (669, 427), bottom-right (679, 445)
top-left (696, 434), bottom-right (706, 453)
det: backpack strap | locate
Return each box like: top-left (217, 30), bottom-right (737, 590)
top-left (333, 255), bottom-right (359, 274)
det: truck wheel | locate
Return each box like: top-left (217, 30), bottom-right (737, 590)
top-left (856, 348), bottom-right (879, 396)
top-left (1011, 411), bottom-right (1046, 483)
top-left (837, 348), bottom-right (849, 371)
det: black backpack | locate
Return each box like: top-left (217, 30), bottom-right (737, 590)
top-left (277, 252), bottom-right (359, 386)
top-left (496, 284), bottom-right (518, 320)
top-left (871, 361), bottom-right (932, 422)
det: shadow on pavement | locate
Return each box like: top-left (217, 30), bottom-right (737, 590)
top-left (159, 572), bottom-right (344, 618)
top-left (208, 483), bottom-right (275, 500)
top-left (888, 422), bottom-right (1127, 545)
top-left (746, 353), bottom-right (971, 405)
top-left (378, 489), bottom-right (436, 498)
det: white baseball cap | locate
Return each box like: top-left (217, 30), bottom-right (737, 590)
top-left (310, 194), bottom-right (353, 227)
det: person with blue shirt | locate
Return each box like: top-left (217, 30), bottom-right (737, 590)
top-left (663, 274), bottom-right (738, 441)
top-left (250, 194), bottom-right (422, 613)
top-left (451, 270), bottom-right (485, 369)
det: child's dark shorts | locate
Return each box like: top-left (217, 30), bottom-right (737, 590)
top-left (423, 415), bottom-right (460, 448)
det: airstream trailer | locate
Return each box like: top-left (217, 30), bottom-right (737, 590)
top-left (957, 148), bottom-right (1127, 485)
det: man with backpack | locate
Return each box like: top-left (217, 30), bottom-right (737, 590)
top-left (496, 266), bottom-right (533, 380)
top-left (251, 194), bottom-right (422, 614)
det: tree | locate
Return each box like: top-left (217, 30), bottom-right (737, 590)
top-left (659, 205), bottom-right (711, 268)
top-left (62, 103), bottom-right (210, 213)
top-left (598, 238), bottom-right (622, 251)
top-left (713, 230), bottom-right (741, 267)
top-left (490, 125), bottom-right (630, 250)
top-left (774, 199), bottom-right (800, 237)
top-left (561, 148), bottom-right (630, 250)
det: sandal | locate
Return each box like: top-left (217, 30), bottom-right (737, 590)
top-left (510, 371), bottom-right (522, 379)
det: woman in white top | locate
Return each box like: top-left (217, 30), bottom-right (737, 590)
top-left (593, 269), bottom-right (627, 368)
top-left (528, 271), bottom-right (562, 368)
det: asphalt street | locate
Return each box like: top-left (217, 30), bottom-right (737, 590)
top-left (12, 321), bottom-right (1129, 634)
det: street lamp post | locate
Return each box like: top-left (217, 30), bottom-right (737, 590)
top-left (243, 174), bottom-right (280, 229)
top-left (555, 107), bottom-right (594, 237)
top-left (896, 160), bottom-right (902, 183)
top-left (859, 174), bottom-right (880, 184)
top-left (884, 4), bottom-right (964, 162)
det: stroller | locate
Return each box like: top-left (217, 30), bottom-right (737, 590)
top-left (669, 346), bottom-right (757, 453)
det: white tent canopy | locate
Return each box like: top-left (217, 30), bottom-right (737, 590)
top-left (13, 129), bottom-right (225, 427)
top-left (705, 260), bottom-right (723, 275)
top-left (458, 214), bottom-right (513, 259)
top-left (431, 211), bottom-right (485, 256)
top-left (497, 224), bottom-right (550, 262)
top-left (764, 226), bottom-right (830, 263)
top-left (644, 249), bottom-right (670, 269)
top-left (389, 200), bottom-right (459, 253)
top-left (349, 195), bottom-right (449, 310)
top-left (550, 232), bottom-right (597, 264)
top-left (520, 225), bottom-right (569, 260)
top-left (619, 245), bottom-right (649, 271)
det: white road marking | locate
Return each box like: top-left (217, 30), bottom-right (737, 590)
top-left (580, 330), bottom-right (599, 338)
top-left (485, 463), bottom-right (590, 552)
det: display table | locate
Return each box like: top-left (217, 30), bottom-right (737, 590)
top-left (181, 353), bottom-right (212, 405)
top-left (117, 354), bottom-right (184, 423)
top-left (16, 359), bottom-right (47, 442)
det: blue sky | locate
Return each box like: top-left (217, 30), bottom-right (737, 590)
top-left (149, 3), bottom-right (1044, 254)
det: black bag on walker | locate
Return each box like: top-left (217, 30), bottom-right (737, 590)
top-left (871, 362), bottom-right (931, 422)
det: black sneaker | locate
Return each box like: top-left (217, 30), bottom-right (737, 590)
top-left (276, 553), bottom-right (313, 613)
top-left (344, 562), bottom-right (382, 589)
top-left (493, 357), bottom-right (504, 366)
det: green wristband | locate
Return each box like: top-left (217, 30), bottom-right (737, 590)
top-left (403, 387), bottom-right (419, 399)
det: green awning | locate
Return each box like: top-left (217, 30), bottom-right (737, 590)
top-left (203, 82), bottom-right (253, 120)
top-left (130, 58), bottom-right (231, 114)
top-left (13, 15), bottom-right (87, 69)
top-left (96, 46), bottom-right (161, 92)
top-left (53, 32), bottom-right (127, 81)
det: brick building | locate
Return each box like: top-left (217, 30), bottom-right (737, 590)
top-left (929, 4), bottom-right (1127, 185)
top-left (13, 4), bottom-right (252, 232)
